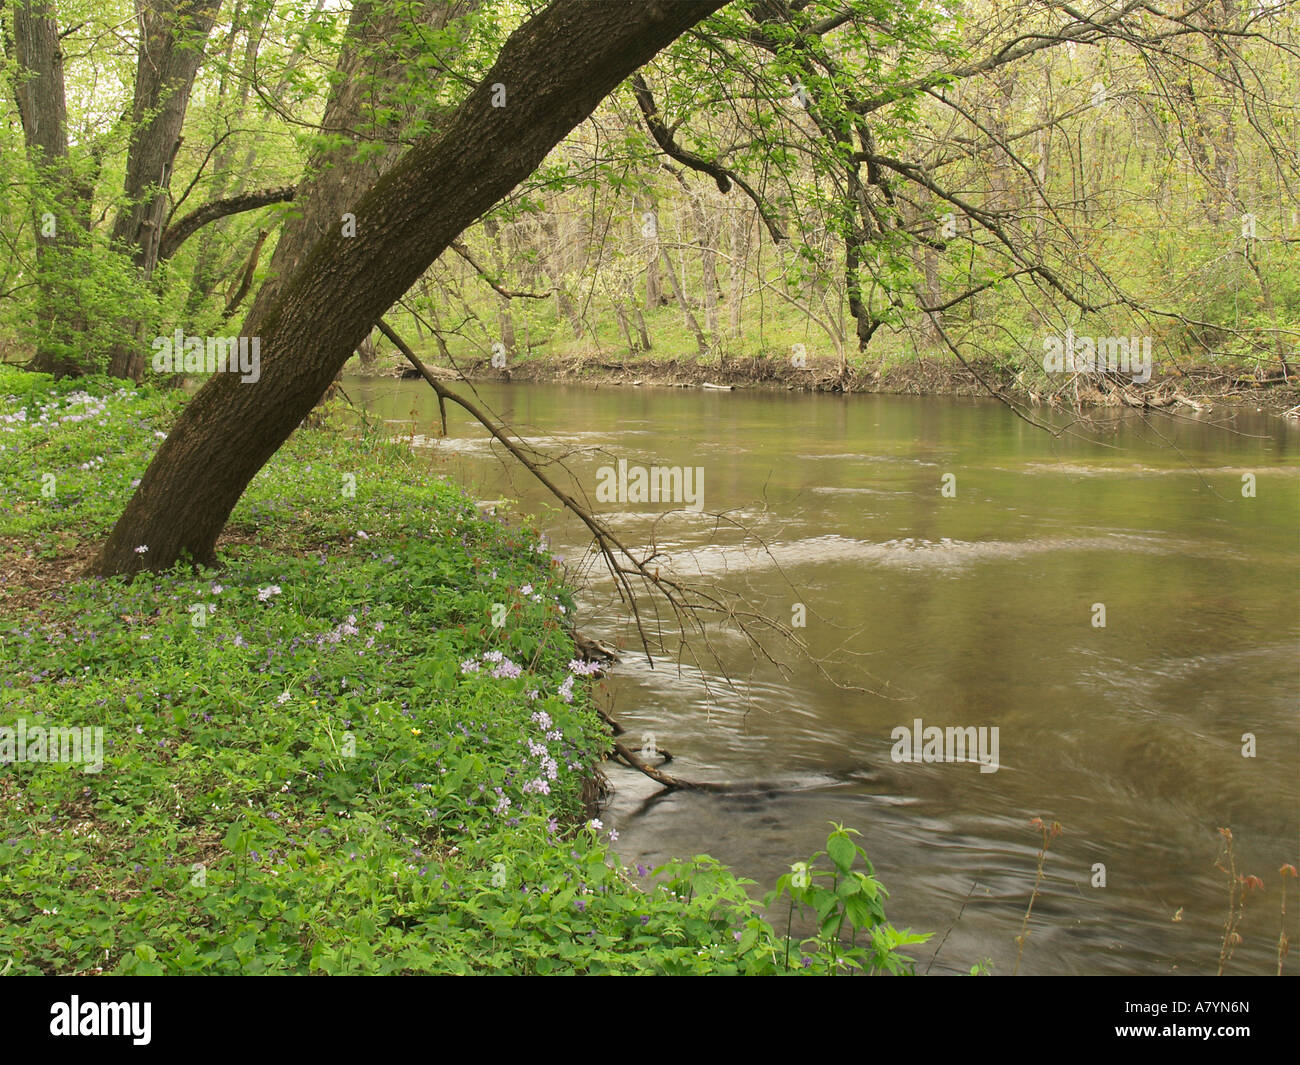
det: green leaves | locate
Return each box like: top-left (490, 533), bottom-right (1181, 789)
top-left (762, 822), bottom-right (930, 975)
top-left (828, 828), bottom-right (857, 873)
top-left (0, 370), bottom-right (614, 975)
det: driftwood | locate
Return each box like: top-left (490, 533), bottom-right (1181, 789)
top-left (573, 629), bottom-right (618, 661)
top-left (609, 737), bottom-right (701, 791)
top-left (1097, 374), bottom-right (1210, 412)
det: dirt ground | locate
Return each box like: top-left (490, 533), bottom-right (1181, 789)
top-left (362, 350), bottom-right (1300, 417)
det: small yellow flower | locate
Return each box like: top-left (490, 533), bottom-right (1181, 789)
top-left (411, 728), bottom-right (422, 736)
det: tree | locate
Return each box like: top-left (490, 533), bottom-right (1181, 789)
top-left (241, 0), bottom-right (485, 327)
top-left (105, 0), bottom-right (223, 379)
top-left (5, 0), bottom-right (94, 376)
top-left (92, 0), bottom-right (730, 577)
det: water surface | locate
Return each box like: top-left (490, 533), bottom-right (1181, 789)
top-left (350, 378), bottom-right (1299, 975)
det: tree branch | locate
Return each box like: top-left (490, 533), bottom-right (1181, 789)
top-left (631, 72), bottom-right (786, 243)
top-left (158, 184), bottom-right (297, 262)
top-left (449, 239), bottom-right (550, 299)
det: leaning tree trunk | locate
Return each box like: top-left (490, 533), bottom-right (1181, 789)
top-left (243, 0), bottom-right (482, 327)
top-left (92, 0), bottom-right (729, 577)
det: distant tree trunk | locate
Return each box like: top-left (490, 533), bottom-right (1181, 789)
top-left (1033, 122), bottom-right (1050, 255)
top-left (917, 242), bottom-right (941, 349)
top-left (685, 189), bottom-right (720, 343)
top-left (612, 301), bottom-right (636, 352)
top-left (639, 191), bottom-right (663, 306)
top-left (356, 333), bottom-right (377, 368)
top-left (728, 207), bottom-right (751, 339)
top-left (106, 0), bottom-right (223, 381)
top-left (912, 188), bottom-right (942, 349)
top-left (659, 244), bottom-right (708, 355)
top-left (10, 0), bottom-right (93, 376)
top-left (555, 284), bottom-right (583, 338)
top-left (538, 212), bottom-right (584, 338)
top-left (646, 249), bottom-right (663, 306)
top-left (92, 0), bottom-right (729, 577)
top-left (634, 306), bottom-right (652, 351)
top-left (668, 169), bottom-right (721, 343)
top-left (482, 216), bottom-right (517, 355)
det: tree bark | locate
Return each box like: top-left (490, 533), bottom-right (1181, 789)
top-left (92, 0), bottom-right (729, 577)
top-left (107, 0), bottom-right (223, 380)
top-left (9, 0), bottom-right (93, 376)
top-left (243, 0), bottom-right (482, 327)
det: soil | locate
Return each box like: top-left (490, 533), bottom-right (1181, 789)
top-left (360, 351), bottom-right (1300, 417)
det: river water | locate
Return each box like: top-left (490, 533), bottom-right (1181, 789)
top-left (349, 376), bottom-right (1299, 975)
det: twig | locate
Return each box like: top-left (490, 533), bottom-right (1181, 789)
top-left (1014, 818), bottom-right (1060, 975)
top-left (924, 878), bottom-right (980, 975)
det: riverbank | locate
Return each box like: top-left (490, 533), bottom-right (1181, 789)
top-left (0, 367), bottom-right (924, 975)
top-left (355, 346), bottom-right (1300, 417)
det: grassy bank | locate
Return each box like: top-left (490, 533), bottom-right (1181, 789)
top-left (0, 367), bottom-right (925, 975)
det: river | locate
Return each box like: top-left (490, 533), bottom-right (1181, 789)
top-left (348, 376), bottom-right (1299, 976)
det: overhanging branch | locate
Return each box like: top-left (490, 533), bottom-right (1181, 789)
top-left (631, 72), bottom-right (786, 243)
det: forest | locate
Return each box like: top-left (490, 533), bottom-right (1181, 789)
top-left (0, 0), bottom-right (1297, 990)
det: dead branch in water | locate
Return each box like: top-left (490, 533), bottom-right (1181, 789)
top-left (610, 738), bottom-right (697, 791)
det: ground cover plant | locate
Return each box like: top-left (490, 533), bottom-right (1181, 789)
top-left (0, 367), bottom-right (927, 974)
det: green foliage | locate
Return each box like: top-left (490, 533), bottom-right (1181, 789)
top-left (0, 369), bottom-right (927, 975)
top-left (3, 1), bottom-right (1295, 383)
top-left (764, 824), bottom-right (931, 974)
